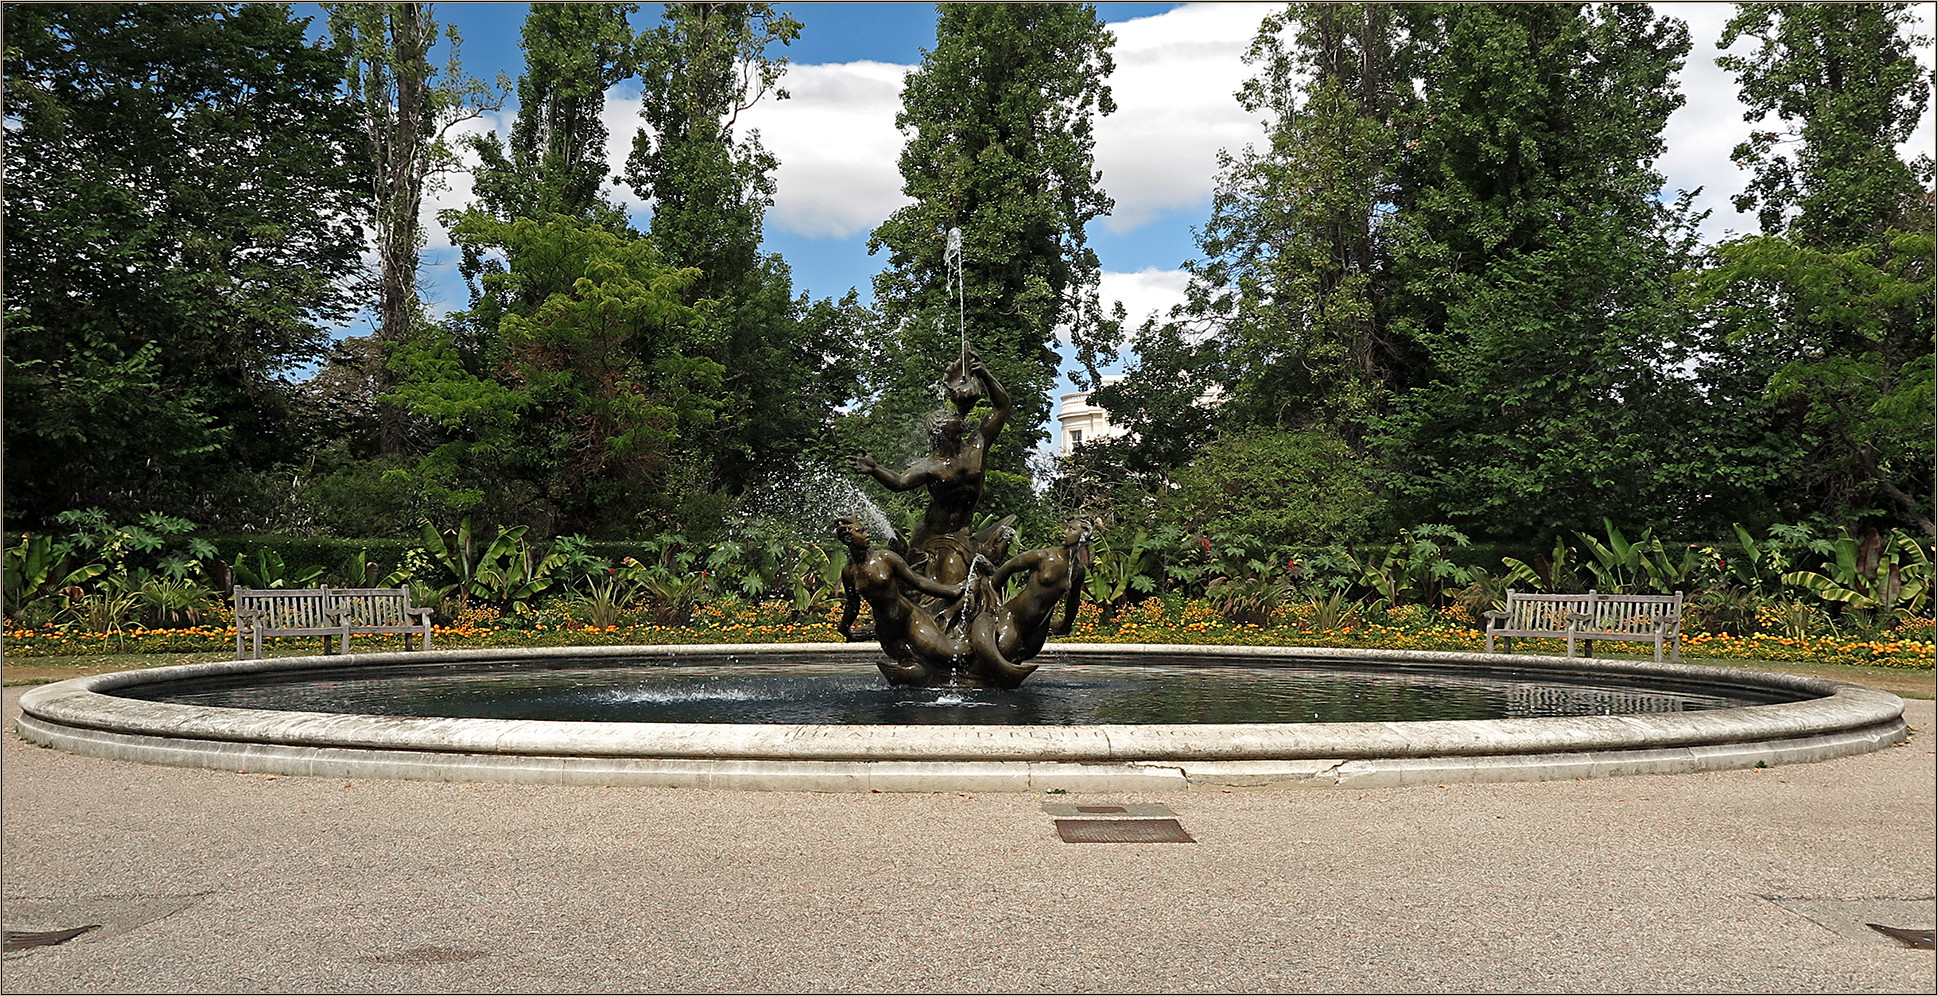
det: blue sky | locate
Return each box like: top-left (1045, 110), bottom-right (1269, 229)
top-left (305, 2), bottom-right (1935, 404)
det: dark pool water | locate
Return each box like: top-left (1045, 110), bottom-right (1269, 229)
top-left (116, 656), bottom-right (1807, 725)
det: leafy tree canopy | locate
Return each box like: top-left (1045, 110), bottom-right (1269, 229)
top-left (1373, 2), bottom-right (1700, 541)
top-left (1687, 3), bottom-right (1935, 537)
top-left (386, 215), bottom-right (721, 535)
top-left (1094, 2), bottom-right (1398, 474)
top-left (468, 2), bottom-right (639, 229)
top-left (1157, 429), bottom-right (1379, 547)
top-left (1720, 2), bottom-right (1933, 247)
top-left (4, 2), bottom-right (366, 526)
top-left (619, 3), bottom-right (861, 494)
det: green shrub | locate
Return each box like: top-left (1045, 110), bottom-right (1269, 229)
top-left (1157, 430), bottom-right (1377, 547)
top-left (300, 464), bottom-right (426, 538)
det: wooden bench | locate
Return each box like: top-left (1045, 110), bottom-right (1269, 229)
top-left (234, 587), bottom-right (433, 660)
top-left (1483, 590), bottom-right (1684, 663)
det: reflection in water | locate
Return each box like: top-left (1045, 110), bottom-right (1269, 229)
top-left (120, 658), bottom-right (1805, 726)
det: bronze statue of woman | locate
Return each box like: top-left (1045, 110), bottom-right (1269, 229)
top-left (848, 343), bottom-right (1011, 586)
top-left (833, 517), bottom-right (967, 687)
top-left (965, 518), bottom-right (1090, 687)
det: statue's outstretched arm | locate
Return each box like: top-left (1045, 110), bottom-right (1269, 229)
top-left (990, 550), bottom-right (1041, 592)
top-left (850, 453), bottom-right (927, 491)
top-left (892, 556), bottom-right (964, 601)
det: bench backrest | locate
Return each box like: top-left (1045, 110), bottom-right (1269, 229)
top-left (1502, 590), bottom-right (1684, 634)
top-left (234, 587), bottom-right (416, 628)
top-left (234, 588), bottom-right (340, 630)
top-left (1498, 592), bottom-right (1593, 632)
top-left (329, 588), bottom-right (417, 627)
top-left (1581, 593), bottom-right (1683, 635)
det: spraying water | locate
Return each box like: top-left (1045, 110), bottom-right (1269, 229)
top-left (739, 462), bottom-right (897, 543)
top-left (945, 226), bottom-right (965, 354)
top-left (950, 552), bottom-right (996, 630)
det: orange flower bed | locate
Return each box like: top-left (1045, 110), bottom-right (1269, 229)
top-left (6, 601), bottom-right (1930, 669)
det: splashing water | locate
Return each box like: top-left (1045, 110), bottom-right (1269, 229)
top-left (739, 462), bottom-right (897, 543)
top-left (950, 552), bottom-right (996, 630)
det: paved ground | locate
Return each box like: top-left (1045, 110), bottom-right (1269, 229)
top-left (3, 687), bottom-right (1933, 994)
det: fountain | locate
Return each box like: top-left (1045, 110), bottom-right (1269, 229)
top-left (839, 339), bottom-right (1079, 689)
top-left (835, 226), bottom-right (1088, 690)
top-left (11, 230), bottom-right (1911, 791)
top-left (14, 644), bottom-right (1909, 790)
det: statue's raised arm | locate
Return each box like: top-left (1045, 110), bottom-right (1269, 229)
top-left (940, 342), bottom-right (1009, 442)
top-left (847, 342), bottom-right (1011, 586)
top-left (966, 353), bottom-right (1009, 442)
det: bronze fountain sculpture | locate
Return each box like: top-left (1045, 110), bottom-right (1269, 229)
top-left (837, 341), bottom-right (1088, 689)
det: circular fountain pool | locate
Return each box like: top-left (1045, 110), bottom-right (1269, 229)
top-left (16, 643), bottom-right (1907, 792)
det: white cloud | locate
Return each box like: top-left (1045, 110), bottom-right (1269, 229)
top-left (737, 61), bottom-right (915, 239)
top-left (1658, 2), bottom-right (1786, 244)
top-left (1093, 3), bottom-right (1273, 232)
top-left (601, 83), bottom-right (648, 216)
top-left (736, 4), bottom-right (1276, 242)
top-left (1099, 267), bottom-right (1191, 331)
top-left (422, 0), bottom-right (1933, 281)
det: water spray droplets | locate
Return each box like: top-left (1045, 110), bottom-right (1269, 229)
top-left (740, 462), bottom-right (897, 543)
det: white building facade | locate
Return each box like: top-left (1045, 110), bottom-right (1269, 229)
top-left (1054, 376), bottom-right (1226, 461)
top-left (1054, 375), bottom-right (1127, 458)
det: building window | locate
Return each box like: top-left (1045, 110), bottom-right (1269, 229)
top-left (1071, 429), bottom-right (1083, 446)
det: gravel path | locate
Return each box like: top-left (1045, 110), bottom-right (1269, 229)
top-left (4, 687), bottom-right (1932, 993)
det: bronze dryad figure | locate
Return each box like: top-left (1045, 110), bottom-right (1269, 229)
top-left (842, 344), bottom-right (1088, 688)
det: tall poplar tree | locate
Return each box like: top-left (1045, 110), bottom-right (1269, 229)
top-left (1095, 2), bottom-right (1399, 471)
top-left (467, 2), bottom-right (639, 228)
top-left (1691, 3), bottom-right (1934, 534)
top-left (1375, 2), bottom-right (1700, 540)
top-left (1720, 2), bottom-right (1931, 248)
top-left (865, 3), bottom-right (1117, 482)
top-left (328, 2), bottom-right (499, 454)
top-left (625, 2), bottom-right (796, 299)
top-left (446, 1), bottom-right (640, 357)
top-left (622, 3), bottom-right (860, 495)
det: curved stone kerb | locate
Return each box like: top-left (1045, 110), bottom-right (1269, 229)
top-left (17, 644), bottom-right (1904, 763)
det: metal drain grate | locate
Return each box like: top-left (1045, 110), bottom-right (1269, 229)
top-left (4, 926), bottom-right (99, 952)
top-left (1076, 805), bottom-right (1127, 813)
top-left (1055, 818), bottom-right (1195, 843)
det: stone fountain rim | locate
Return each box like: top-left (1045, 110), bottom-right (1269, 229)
top-left (15, 642), bottom-right (1908, 790)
